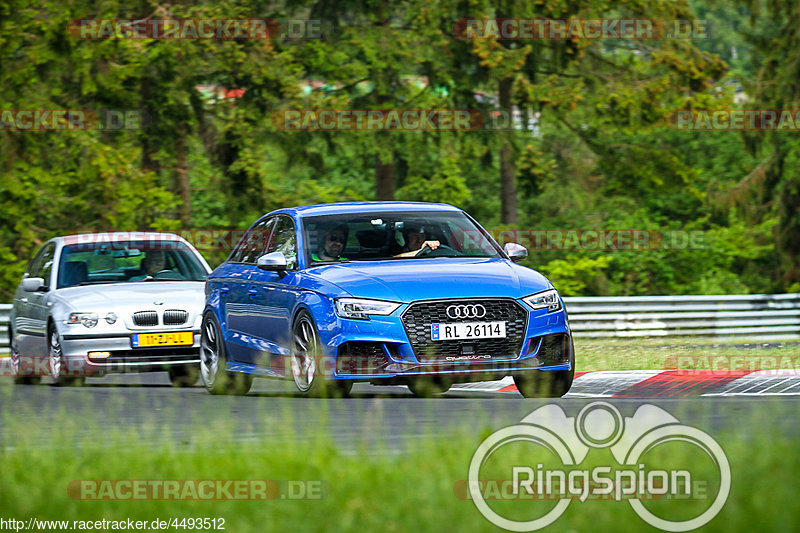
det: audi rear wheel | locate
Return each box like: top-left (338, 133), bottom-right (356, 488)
top-left (200, 313), bottom-right (252, 395)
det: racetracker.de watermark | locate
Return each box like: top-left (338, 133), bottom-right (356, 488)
top-left (466, 401), bottom-right (730, 531)
top-left (272, 109), bottom-right (481, 131)
top-left (271, 109), bottom-right (547, 131)
top-left (490, 228), bottom-right (707, 251)
top-left (667, 109), bottom-right (800, 130)
top-left (58, 228), bottom-right (708, 252)
top-left (453, 18), bottom-right (708, 40)
top-left (68, 18), bottom-right (321, 40)
top-left (664, 354), bottom-right (800, 375)
top-left (67, 479), bottom-right (324, 500)
top-left (0, 110), bottom-right (146, 131)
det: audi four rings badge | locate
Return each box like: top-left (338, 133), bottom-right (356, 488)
top-left (446, 304), bottom-right (487, 319)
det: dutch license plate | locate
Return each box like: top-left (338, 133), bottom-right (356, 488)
top-left (132, 331), bottom-right (194, 348)
top-left (431, 321), bottom-right (506, 341)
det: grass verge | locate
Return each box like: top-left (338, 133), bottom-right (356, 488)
top-left (574, 338), bottom-right (800, 372)
top-left (0, 402), bottom-right (798, 532)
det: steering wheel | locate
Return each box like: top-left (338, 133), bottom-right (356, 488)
top-left (140, 269), bottom-right (175, 281)
top-left (414, 244), bottom-right (461, 257)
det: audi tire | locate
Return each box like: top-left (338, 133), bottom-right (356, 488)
top-left (514, 338), bottom-right (575, 398)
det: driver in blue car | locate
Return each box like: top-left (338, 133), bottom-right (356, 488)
top-left (312, 224), bottom-right (350, 262)
top-left (395, 224), bottom-right (440, 257)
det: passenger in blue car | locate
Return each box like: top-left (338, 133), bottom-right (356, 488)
top-left (395, 223), bottom-right (441, 257)
top-left (312, 224), bottom-right (350, 262)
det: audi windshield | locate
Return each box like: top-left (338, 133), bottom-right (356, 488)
top-left (302, 211), bottom-right (503, 265)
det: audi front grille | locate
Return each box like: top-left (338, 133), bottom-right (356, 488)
top-left (401, 298), bottom-right (528, 362)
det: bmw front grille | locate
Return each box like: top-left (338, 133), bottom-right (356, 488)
top-left (163, 309), bottom-right (188, 325)
top-left (132, 309), bottom-right (188, 326)
top-left (132, 311), bottom-right (158, 326)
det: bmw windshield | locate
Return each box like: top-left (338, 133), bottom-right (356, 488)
top-left (302, 211), bottom-right (503, 265)
top-left (57, 240), bottom-right (208, 288)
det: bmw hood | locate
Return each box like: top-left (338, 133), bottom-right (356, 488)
top-left (307, 258), bottom-right (552, 302)
top-left (52, 282), bottom-right (206, 311)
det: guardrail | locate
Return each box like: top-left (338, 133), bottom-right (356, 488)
top-left (563, 293), bottom-right (800, 340)
top-left (1, 294), bottom-right (798, 354)
top-left (0, 304), bottom-right (9, 351)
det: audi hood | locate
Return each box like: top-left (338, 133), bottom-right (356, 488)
top-left (304, 257), bottom-right (553, 302)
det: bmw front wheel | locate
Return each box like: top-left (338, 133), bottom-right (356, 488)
top-left (48, 324), bottom-right (84, 386)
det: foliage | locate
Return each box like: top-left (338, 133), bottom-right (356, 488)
top-left (0, 0), bottom-right (793, 297)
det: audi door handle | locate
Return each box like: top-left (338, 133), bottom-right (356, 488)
top-left (220, 285), bottom-right (230, 295)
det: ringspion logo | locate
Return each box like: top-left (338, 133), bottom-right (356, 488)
top-left (467, 402), bottom-right (730, 531)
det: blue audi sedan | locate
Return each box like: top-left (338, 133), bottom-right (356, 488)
top-left (200, 202), bottom-right (574, 397)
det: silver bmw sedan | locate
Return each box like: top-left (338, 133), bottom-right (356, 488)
top-left (9, 232), bottom-right (211, 386)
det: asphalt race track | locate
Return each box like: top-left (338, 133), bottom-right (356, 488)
top-left (2, 371), bottom-right (799, 454)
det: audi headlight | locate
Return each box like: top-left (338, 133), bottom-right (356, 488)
top-left (335, 298), bottom-right (401, 320)
top-left (67, 312), bottom-right (99, 328)
top-left (522, 289), bottom-right (562, 313)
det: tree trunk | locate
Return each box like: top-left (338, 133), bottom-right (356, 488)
top-left (499, 76), bottom-right (517, 224)
top-left (140, 76), bottom-right (160, 175)
top-left (375, 151), bottom-right (395, 200)
top-left (174, 128), bottom-right (191, 227)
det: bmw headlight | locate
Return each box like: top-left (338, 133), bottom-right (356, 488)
top-left (335, 298), bottom-right (401, 320)
top-left (522, 289), bottom-right (562, 313)
top-left (67, 312), bottom-right (99, 328)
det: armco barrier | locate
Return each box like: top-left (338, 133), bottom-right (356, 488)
top-left (563, 293), bottom-right (800, 340)
top-left (1, 294), bottom-right (799, 354)
top-left (1, 304), bottom-right (9, 351)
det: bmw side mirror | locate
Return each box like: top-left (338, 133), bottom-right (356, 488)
top-left (504, 242), bottom-right (528, 263)
top-left (22, 277), bottom-right (46, 292)
top-left (257, 252), bottom-right (287, 271)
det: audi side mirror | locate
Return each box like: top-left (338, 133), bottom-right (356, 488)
top-left (257, 252), bottom-right (287, 271)
top-left (504, 242), bottom-right (528, 263)
top-left (22, 277), bottom-right (46, 292)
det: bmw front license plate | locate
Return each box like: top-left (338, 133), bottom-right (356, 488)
top-left (131, 331), bottom-right (193, 348)
top-left (431, 321), bottom-right (506, 341)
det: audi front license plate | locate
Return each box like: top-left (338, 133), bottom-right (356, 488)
top-left (431, 321), bottom-right (507, 341)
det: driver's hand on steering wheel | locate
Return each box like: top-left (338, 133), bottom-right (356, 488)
top-left (395, 240), bottom-right (442, 257)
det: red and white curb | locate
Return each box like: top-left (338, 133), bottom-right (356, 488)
top-left (452, 369), bottom-right (800, 397)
